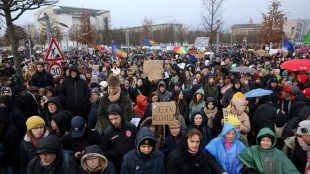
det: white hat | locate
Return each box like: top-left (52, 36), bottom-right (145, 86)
top-left (99, 81), bottom-right (108, 88)
top-left (297, 120), bottom-right (310, 135)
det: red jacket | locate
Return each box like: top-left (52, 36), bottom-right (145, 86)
top-left (134, 95), bottom-right (148, 118)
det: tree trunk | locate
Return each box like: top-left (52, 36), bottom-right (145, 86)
top-left (3, 5), bottom-right (24, 83)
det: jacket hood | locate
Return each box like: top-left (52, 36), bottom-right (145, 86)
top-left (69, 65), bottom-right (80, 79)
top-left (194, 88), bottom-right (204, 97)
top-left (107, 103), bottom-right (125, 129)
top-left (51, 112), bottom-right (72, 136)
top-left (190, 111), bottom-right (206, 127)
top-left (136, 95), bottom-right (148, 109)
top-left (206, 97), bottom-right (216, 105)
top-left (45, 86), bottom-right (55, 96)
top-left (158, 80), bottom-right (166, 89)
top-left (190, 77), bottom-right (198, 86)
top-left (135, 127), bottom-right (157, 156)
top-left (0, 95), bottom-right (13, 111)
top-left (256, 127), bottom-right (277, 148)
top-left (230, 98), bottom-right (247, 115)
top-left (221, 124), bottom-right (240, 143)
top-left (11, 74), bottom-right (21, 84)
top-left (44, 97), bottom-right (61, 111)
top-left (81, 145), bottom-right (108, 172)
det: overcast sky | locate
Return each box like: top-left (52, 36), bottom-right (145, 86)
top-left (13, 0), bottom-right (310, 30)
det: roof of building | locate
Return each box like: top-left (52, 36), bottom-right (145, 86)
top-left (58, 6), bottom-right (109, 16)
top-left (231, 23), bottom-right (263, 29)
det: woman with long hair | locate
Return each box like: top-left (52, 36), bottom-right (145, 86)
top-left (173, 90), bottom-right (189, 126)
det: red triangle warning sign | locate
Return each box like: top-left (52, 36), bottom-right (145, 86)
top-left (45, 37), bottom-right (65, 62)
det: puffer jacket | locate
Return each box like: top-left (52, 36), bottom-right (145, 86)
top-left (230, 98), bottom-right (250, 136)
top-left (30, 69), bottom-right (54, 88)
top-left (80, 145), bottom-right (116, 174)
top-left (120, 127), bottom-right (166, 174)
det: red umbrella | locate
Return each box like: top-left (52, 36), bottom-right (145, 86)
top-left (280, 59), bottom-right (310, 71)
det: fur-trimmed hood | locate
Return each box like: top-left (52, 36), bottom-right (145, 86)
top-left (81, 145), bottom-right (109, 172)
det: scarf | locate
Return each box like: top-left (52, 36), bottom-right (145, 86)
top-left (297, 137), bottom-right (310, 174)
top-left (30, 135), bottom-right (43, 147)
top-left (204, 107), bottom-right (217, 129)
top-left (108, 87), bottom-right (121, 103)
top-left (88, 164), bottom-right (103, 173)
top-left (225, 139), bottom-right (232, 150)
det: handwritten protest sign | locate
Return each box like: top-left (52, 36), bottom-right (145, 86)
top-left (222, 108), bottom-right (238, 124)
top-left (130, 65), bottom-right (138, 72)
top-left (143, 60), bottom-right (163, 81)
top-left (152, 102), bottom-right (176, 125)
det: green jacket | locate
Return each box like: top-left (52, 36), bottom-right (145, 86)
top-left (189, 88), bottom-right (205, 120)
top-left (237, 128), bottom-right (300, 174)
top-left (204, 77), bottom-right (218, 100)
top-left (95, 90), bottom-right (132, 134)
top-left (282, 136), bottom-right (296, 161)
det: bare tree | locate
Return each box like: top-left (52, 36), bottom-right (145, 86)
top-left (0, 0), bottom-right (58, 81)
top-left (4, 24), bottom-right (27, 46)
top-left (68, 24), bottom-right (80, 48)
top-left (51, 24), bottom-right (63, 45)
top-left (176, 25), bottom-right (188, 46)
top-left (257, 0), bottom-right (287, 45)
top-left (77, 12), bottom-right (95, 47)
top-left (201, 0), bottom-right (225, 45)
top-left (141, 17), bottom-right (152, 44)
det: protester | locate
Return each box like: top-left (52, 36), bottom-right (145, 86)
top-left (30, 62), bottom-right (54, 88)
top-left (120, 127), bottom-right (165, 174)
top-left (202, 97), bottom-right (222, 137)
top-left (189, 88), bottom-right (205, 119)
top-left (88, 88), bottom-right (101, 129)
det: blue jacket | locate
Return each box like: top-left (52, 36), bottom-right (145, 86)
top-left (205, 124), bottom-right (246, 174)
top-left (121, 127), bottom-right (166, 174)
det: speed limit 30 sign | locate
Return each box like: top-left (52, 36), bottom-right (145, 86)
top-left (48, 62), bottom-right (63, 80)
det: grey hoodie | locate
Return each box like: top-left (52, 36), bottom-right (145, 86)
top-left (156, 81), bottom-right (172, 102)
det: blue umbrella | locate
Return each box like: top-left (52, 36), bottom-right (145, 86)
top-left (244, 88), bottom-right (273, 98)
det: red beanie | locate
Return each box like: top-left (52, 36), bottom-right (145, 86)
top-left (282, 85), bottom-right (292, 93)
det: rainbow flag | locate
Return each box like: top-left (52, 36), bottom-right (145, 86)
top-left (112, 42), bottom-right (124, 58)
top-left (143, 37), bottom-right (155, 46)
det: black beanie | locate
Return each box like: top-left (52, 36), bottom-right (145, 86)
top-left (268, 92), bottom-right (280, 104)
top-left (140, 138), bottom-right (156, 148)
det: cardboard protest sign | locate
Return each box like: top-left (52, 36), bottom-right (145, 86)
top-left (222, 108), bottom-right (238, 124)
top-left (143, 60), bottom-right (163, 81)
top-left (152, 102), bottom-right (176, 125)
top-left (92, 65), bottom-right (99, 76)
top-left (130, 65), bottom-right (138, 72)
top-left (256, 50), bottom-right (265, 57)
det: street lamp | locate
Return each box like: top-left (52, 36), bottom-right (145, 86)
top-left (125, 29), bottom-right (130, 58)
top-left (216, 20), bottom-right (220, 54)
top-left (38, 12), bottom-right (51, 45)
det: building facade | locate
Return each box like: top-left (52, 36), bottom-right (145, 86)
top-left (283, 19), bottom-right (310, 44)
top-left (33, 5), bottom-right (111, 49)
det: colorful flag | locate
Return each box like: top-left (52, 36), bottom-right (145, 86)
top-left (112, 42), bottom-right (124, 58)
top-left (304, 29), bottom-right (310, 44)
top-left (143, 37), bottom-right (155, 46)
top-left (282, 39), bottom-right (294, 52)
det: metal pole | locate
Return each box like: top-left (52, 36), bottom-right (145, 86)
top-left (66, 33), bottom-right (68, 49)
top-left (45, 14), bottom-right (51, 45)
top-left (216, 20), bottom-right (220, 54)
top-left (126, 29), bottom-right (129, 58)
top-left (29, 39), bottom-right (32, 63)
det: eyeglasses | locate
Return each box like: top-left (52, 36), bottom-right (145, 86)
top-left (170, 127), bottom-right (180, 130)
top-left (86, 157), bottom-right (98, 162)
top-left (32, 126), bottom-right (44, 130)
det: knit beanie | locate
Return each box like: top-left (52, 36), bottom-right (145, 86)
top-left (171, 76), bottom-right (176, 83)
top-left (26, 116), bottom-right (45, 131)
top-left (91, 88), bottom-right (100, 97)
top-left (226, 116), bottom-right (241, 127)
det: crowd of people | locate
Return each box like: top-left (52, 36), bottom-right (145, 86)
top-left (0, 47), bottom-right (310, 174)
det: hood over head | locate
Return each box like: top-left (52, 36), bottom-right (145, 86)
top-left (256, 128), bottom-right (276, 149)
top-left (81, 144), bottom-right (108, 172)
top-left (136, 95), bottom-right (148, 109)
top-left (221, 123), bottom-right (240, 143)
top-left (44, 97), bottom-right (61, 111)
top-left (135, 127), bottom-right (157, 156)
top-left (107, 103), bottom-right (125, 129)
top-left (230, 98), bottom-right (247, 115)
top-left (51, 111), bottom-right (72, 136)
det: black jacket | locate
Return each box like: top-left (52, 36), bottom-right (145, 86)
top-left (30, 69), bottom-right (55, 88)
top-left (99, 104), bottom-right (137, 170)
top-left (15, 91), bottom-right (39, 119)
top-left (3, 66), bottom-right (16, 77)
top-left (252, 102), bottom-right (287, 134)
top-left (166, 135), bottom-right (210, 174)
top-left (62, 128), bottom-right (101, 153)
top-left (41, 96), bottom-right (62, 129)
top-left (59, 65), bottom-right (90, 109)
top-left (27, 151), bottom-right (78, 174)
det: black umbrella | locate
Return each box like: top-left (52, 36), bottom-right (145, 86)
top-left (69, 54), bottom-right (78, 59)
top-left (134, 54), bottom-right (145, 58)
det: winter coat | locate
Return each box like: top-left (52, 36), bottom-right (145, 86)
top-left (50, 112), bottom-right (72, 141)
top-left (184, 77), bottom-right (197, 95)
top-left (95, 89), bottom-right (133, 134)
top-left (0, 95), bottom-right (26, 137)
top-left (27, 148), bottom-right (78, 174)
top-left (30, 69), bottom-right (55, 88)
top-left (133, 95), bottom-right (148, 118)
top-left (88, 99), bottom-right (100, 129)
top-left (288, 94), bottom-right (309, 121)
top-left (282, 105), bottom-right (310, 139)
top-left (166, 132), bottom-right (210, 174)
top-left (3, 66), bottom-right (16, 77)
top-left (99, 104), bottom-right (137, 170)
top-left (120, 127), bottom-right (166, 174)
top-left (15, 91), bottom-right (40, 119)
top-left (189, 89), bottom-right (205, 119)
top-left (204, 78), bottom-right (218, 101)
top-left (202, 107), bottom-right (222, 138)
top-left (62, 128), bottom-right (101, 154)
top-left (252, 102), bottom-right (287, 135)
top-left (41, 96), bottom-right (62, 129)
top-left (230, 98), bottom-right (251, 136)
top-left (282, 136), bottom-right (307, 173)
top-left (156, 81), bottom-right (172, 102)
top-left (0, 116), bottom-right (21, 172)
top-left (205, 124), bottom-right (246, 174)
top-left (130, 78), bottom-right (151, 103)
top-left (59, 65), bottom-right (90, 109)
top-left (163, 131), bottom-right (183, 156)
top-left (80, 145), bottom-right (116, 174)
top-left (238, 128), bottom-right (299, 174)
top-left (185, 111), bottom-right (212, 148)
top-left (20, 131), bottom-right (49, 174)
top-left (177, 99), bottom-right (190, 125)
top-left (222, 82), bottom-right (250, 108)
